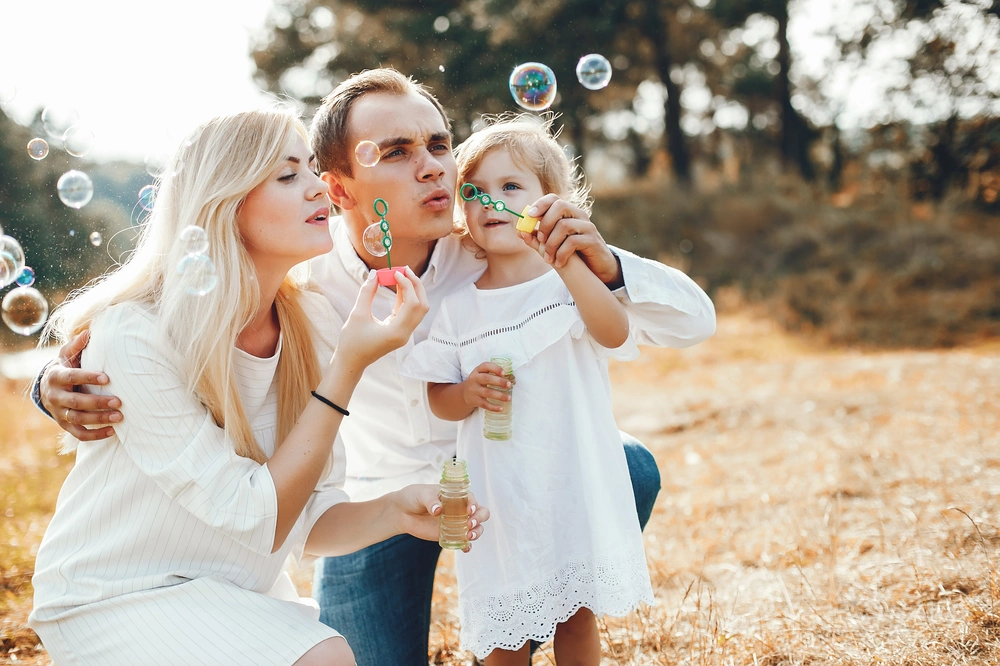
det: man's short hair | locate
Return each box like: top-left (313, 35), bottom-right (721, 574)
top-left (310, 68), bottom-right (452, 178)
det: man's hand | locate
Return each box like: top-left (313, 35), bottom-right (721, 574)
top-left (392, 484), bottom-right (489, 553)
top-left (41, 330), bottom-right (122, 441)
top-left (520, 194), bottom-right (624, 289)
top-left (461, 362), bottom-right (513, 412)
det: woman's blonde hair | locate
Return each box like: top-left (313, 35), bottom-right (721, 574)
top-left (453, 114), bottom-right (591, 245)
top-left (43, 108), bottom-right (322, 465)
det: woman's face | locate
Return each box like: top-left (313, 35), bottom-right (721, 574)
top-left (237, 132), bottom-right (332, 275)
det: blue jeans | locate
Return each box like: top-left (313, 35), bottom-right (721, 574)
top-left (314, 432), bottom-right (660, 666)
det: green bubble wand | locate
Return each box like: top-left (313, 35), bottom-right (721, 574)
top-left (460, 183), bottom-right (540, 233)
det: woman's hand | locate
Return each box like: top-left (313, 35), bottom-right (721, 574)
top-left (462, 362), bottom-right (513, 412)
top-left (41, 330), bottom-right (122, 441)
top-left (392, 484), bottom-right (489, 553)
top-left (336, 267), bottom-right (429, 371)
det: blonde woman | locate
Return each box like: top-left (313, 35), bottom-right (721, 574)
top-left (28, 108), bottom-right (488, 666)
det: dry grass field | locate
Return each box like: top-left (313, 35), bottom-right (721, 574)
top-left (2, 305), bottom-right (999, 665)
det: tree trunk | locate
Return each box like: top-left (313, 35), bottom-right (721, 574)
top-left (775, 2), bottom-right (814, 180)
top-left (641, 3), bottom-right (692, 184)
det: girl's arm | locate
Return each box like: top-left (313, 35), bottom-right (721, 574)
top-left (554, 253), bottom-right (630, 349)
top-left (304, 485), bottom-right (489, 557)
top-left (427, 361), bottom-right (513, 421)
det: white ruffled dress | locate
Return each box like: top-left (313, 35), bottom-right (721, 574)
top-left (401, 270), bottom-right (654, 658)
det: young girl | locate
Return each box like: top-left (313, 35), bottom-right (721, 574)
top-left (401, 117), bottom-right (654, 664)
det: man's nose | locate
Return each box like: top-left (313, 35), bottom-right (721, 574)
top-left (417, 150), bottom-right (445, 182)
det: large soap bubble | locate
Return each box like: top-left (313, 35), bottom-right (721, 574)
top-left (138, 184), bottom-right (157, 212)
top-left (177, 254), bottom-right (218, 296)
top-left (63, 125), bottom-right (96, 157)
top-left (57, 170), bottom-right (94, 209)
top-left (27, 138), bottom-right (49, 160)
top-left (362, 222), bottom-right (389, 257)
top-left (0, 235), bottom-right (26, 288)
top-left (2, 286), bottom-right (49, 336)
top-left (509, 62), bottom-right (558, 111)
top-left (41, 105), bottom-right (79, 140)
top-left (178, 225), bottom-right (209, 255)
top-left (355, 140), bottom-right (381, 168)
top-left (576, 54), bottom-right (612, 90)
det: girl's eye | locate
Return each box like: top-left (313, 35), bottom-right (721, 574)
top-left (502, 183), bottom-right (520, 191)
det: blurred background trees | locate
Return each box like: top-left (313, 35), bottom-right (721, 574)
top-left (1, 0), bottom-right (998, 348)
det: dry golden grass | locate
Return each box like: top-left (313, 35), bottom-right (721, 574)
top-left (2, 306), bottom-right (999, 665)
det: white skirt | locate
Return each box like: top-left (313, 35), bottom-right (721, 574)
top-left (30, 575), bottom-right (341, 666)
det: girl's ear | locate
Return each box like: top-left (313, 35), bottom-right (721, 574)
top-left (322, 172), bottom-right (357, 211)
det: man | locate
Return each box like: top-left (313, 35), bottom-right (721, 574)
top-left (37, 69), bottom-right (715, 664)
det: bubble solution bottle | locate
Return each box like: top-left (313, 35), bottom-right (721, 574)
top-left (439, 459), bottom-right (471, 550)
top-left (482, 356), bottom-right (513, 441)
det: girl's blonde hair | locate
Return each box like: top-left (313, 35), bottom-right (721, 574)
top-left (43, 108), bottom-right (322, 465)
top-left (454, 114), bottom-right (591, 238)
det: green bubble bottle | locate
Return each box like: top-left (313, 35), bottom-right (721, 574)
top-left (439, 458), bottom-right (471, 550)
top-left (483, 356), bottom-right (513, 441)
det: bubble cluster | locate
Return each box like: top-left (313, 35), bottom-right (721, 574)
top-left (63, 126), bottom-right (96, 157)
top-left (27, 138), bottom-right (49, 160)
top-left (576, 54), bottom-right (613, 90)
top-left (355, 140), bottom-right (381, 168)
top-left (138, 184), bottom-right (157, 212)
top-left (41, 106), bottom-right (79, 140)
top-left (15, 266), bottom-right (35, 287)
top-left (57, 170), bottom-right (94, 209)
top-left (90, 231), bottom-right (102, 246)
top-left (0, 235), bottom-right (26, 288)
top-left (177, 254), bottom-right (218, 296)
top-left (179, 225), bottom-right (208, 255)
top-left (509, 62), bottom-right (558, 111)
top-left (2, 286), bottom-right (49, 336)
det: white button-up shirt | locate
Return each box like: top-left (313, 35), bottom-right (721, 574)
top-left (308, 218), bottom-right (715, 501)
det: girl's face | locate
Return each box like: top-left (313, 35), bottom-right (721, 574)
top-left (238, 133), bottom-right (332, 274)
top-left (462, 148), bottom-right (545, 256)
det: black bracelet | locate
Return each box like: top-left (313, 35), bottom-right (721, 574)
top-left (310, 390), bottom-right (350, 416)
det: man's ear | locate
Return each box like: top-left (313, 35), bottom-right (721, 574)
top-left (323, 171), bottom-right (356, 211)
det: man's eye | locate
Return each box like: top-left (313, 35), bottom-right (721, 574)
top-left (386, 148), bottom-right (405, 158)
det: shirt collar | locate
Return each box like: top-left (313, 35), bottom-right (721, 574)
top-left (333, 215), bottom-right (449, 285)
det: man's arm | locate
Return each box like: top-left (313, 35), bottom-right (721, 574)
top-left (525, 194), bottom-right (716, 349)
top-left (35, 330), bottom-right (122, 441)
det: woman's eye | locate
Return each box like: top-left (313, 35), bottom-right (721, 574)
top-left (279, 173), bottom-right (296, 182)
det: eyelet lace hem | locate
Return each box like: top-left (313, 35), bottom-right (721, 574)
top-left (459, 549), bottom-right (655, 659)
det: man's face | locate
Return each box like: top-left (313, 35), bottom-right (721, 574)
top-left (328, 91), bottom-right (457, 244)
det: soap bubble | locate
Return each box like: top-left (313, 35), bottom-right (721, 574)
top-left (0, 235), bottom-right (26, 288)
top-left (177, 253), bottom-right (218, 296)
top-left (89, 231), bottom-right (102, 246)
top-left (362, 222), bottom-right (388, 257)
top-left (138, 184), bottom-right (157, 211)
top-left (63, 125), bottom-right (96, 157)
top-left (2, 286), bottom-right (49, 336)
top-left (57, 170), bottom-right (94, 209)
top-left (15, 266), bottom-right (35, 287)
top-left (42, 106), bottom-right (79, 139)
top-left (27, 138), bottom-right (49, 160)
top-left (178, 225), bottom-right (209, 255)
top-left (439, 65), bottom-right (445, 72)
top-left (576, 54), bottom-right (612, 90)
top-left (355, 140), bottom-right (380, 168)
top-left (69, 229), bottom-right (76, 237)
top-left (509, 62), bottom-right (557, 111)
top-left (433, 15), bottom-right (450, 32)
top-left (144, 151), bottom-right (170, 178)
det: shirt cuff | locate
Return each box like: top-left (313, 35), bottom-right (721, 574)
top-left (32, 360), bottom-right (54, 419)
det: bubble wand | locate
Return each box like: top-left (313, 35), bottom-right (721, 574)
top-left (460, 183), bottom-right (540, 234)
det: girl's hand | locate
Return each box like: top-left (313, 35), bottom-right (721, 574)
top-left (462, 362), bottom-right (513, 412)
top-left (336, 267), bottom-right (429, 370)
top-left (519, 194), bottom-right (623, 287)
top-left (393, 484), bottom-right (489, 553)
